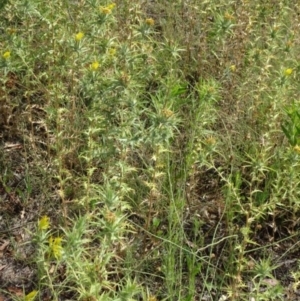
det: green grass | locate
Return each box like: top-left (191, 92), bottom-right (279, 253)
top-left (1, 0), bottom-right (300, 300)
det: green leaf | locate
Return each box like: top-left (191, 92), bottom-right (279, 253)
top-left (171, 84), bottom-right (187, 97)
top-left (0, 0), bottom-right (9, 11)
top-left (281, 124), bottom-right (295, 146)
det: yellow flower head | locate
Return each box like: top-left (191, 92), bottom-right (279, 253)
top-left (100, 6), bottom-right (111, 14)
top-left (224, 12), bottom-right (235, 21)
top-left (100, 3), bottom-right (116, 14)
top-left (49, 236), bottom-right (63, 259)
top-left (104, 210), bottom-right (116, 223)
top-left (162, 108), bottom-right (174, 118)
top-left (284, 68), bottom-right (293, 76)
top-left (107, 3), bottom-right (116, 10)
top-left (90, 61), bottom-right (100, 71)
top-left (145, 18), bottom-right (155, 26)
top-left (286, 40), bottom-right (293, 48)
top-left (2, 51), bottom-right (11, 59)
top-left (294, 145), bottom-right (300, 154)
top-left (38, 215), bottom-right (50, 230)
top-left (6, 28), bottom-right (16, 35)
top-left (25, 290), bottom-right (38, 301)
top-left (230, 64), bottom-right (236, 72)
top-left (75, 32), bottom-right (84, 41)
top-left (108, 47), bottom-right (116, 56)
top-left (205, 136), bottom-right (216, 146)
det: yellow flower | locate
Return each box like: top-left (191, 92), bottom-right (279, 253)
top-left (49, 236), bottom-right (63, 259)
top-left (108, 47), bottom-right (116, 56)
top-left (230, 65), bottom-right (236, 72)
top-left (75, 32), bottom-right (84, 41)
top-left (25, 290), bottom-right (38, 301)
top-left (145, 18), bottom-right (155, 26)
top-left (284, 68), bottom-right (293, 76)
top-left (286, 40), bottom-right (293, 48)
top-left (205, 136), bottom-right (216, 145)
top-left (294, 145), bottom-right (300, 154)
top-left (6, 28), bottom-right (16, 35)
top-left (38, 215), bottom-right (50, 230)
top-left (162, 108), bottom-right (174, 118)
top-left (2, 51), bottom-right (11, 59)
top-left (90, 61), bottom-right (100, 71)
top-left (224, 12), bottom-right (235, 21)
top-left (100, 6), bottom-right (111, 14)
top-left (104, 210), bottom-right (116, 223)
top-left (107, 3), bottom-right (116, 10)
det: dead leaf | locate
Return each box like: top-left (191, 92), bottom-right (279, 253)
top-left (262, 278), bottom-right (279, 286)
top-left (0, 240), bottom-right (10, 251)
top-left (14, 233), bottom-right (23, 243)
top-left (0, 241), bottom-right (9, 251)
top-left (7, 286), bottom-right (23, 297)
top-left (0, 294), bottom-right (6, 301)
top-left (49, 264), bottom-right (55, 274)
top-left (4, 143), bottom-right (22, 151)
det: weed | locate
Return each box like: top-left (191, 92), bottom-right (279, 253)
top-left (1, 0), bottom-right (300, 301)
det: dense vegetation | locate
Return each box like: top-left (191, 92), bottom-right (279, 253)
top-left (1, 0), bottom-right (300, 300)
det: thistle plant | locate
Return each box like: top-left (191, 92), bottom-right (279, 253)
top-left (1, 0), bottom-right (300, 301)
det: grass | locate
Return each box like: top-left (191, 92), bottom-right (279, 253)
top-left (1, 0), bottom-right (300, 300)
